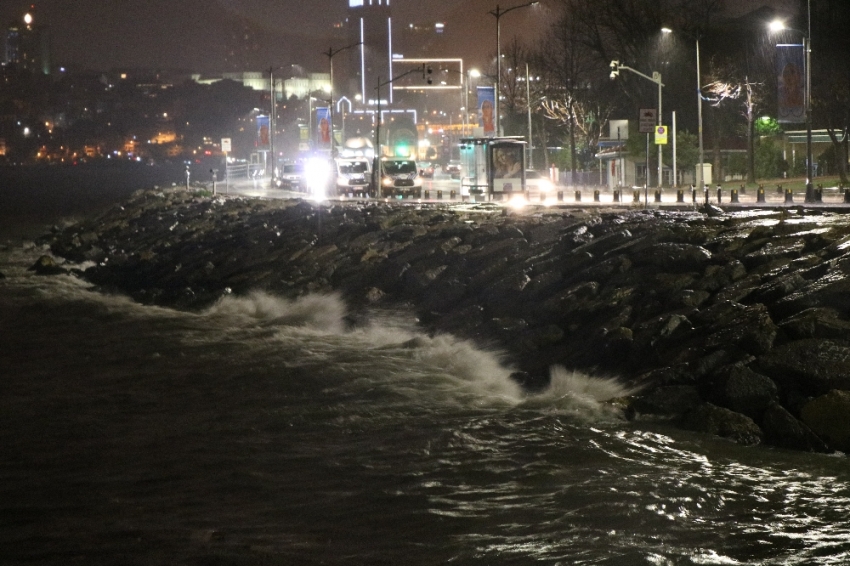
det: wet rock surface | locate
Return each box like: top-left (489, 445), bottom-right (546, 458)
top-left (39, 188), bottom-right (850, 453)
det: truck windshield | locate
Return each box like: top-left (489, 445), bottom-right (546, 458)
top-left (382, 160), bottom-right (417, 175)
top-left (339, 161), bottom-right (368, 174)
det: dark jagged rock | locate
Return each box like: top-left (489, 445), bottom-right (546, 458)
top-left (28, 254), bottom-right (66, 275)
top-left (800, 390), bottom-right (850, 452)
top-left (682, 402), bottom-right (764, 446)
top-left (39, 189), bottom-right (850, 453)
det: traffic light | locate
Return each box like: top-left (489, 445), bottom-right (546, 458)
top-left (609, 60), bottom-right (620, 80)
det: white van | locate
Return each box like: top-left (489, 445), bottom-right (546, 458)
top-left (380, 158), bottom-right (421, 198)
top-left (335, 158), bottom-right (372, 197)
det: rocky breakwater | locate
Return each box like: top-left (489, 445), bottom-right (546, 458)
top-left (38, 188), bottom-right (850, 454)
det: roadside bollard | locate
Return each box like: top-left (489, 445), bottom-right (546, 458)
top-left (437, 189), bottom-right (443, 200)
top-left (575, 190), bottom-right (582, 202)
top-left (777, 184), bottom-right (783, 194)
top-left (424, 189), bottom-right (430, 199)
top-left (691, 185), bottom-right (697, 203)
top-left (450, 189), bottom-right (456, 200)
top-left (757, 187), bottom-right (766, 203)
top-left (594, 189), bottom-right (600, 202)
top-left (785, 188), bottom-right (794, 203)
top-left (845, 189), bottom-right (850, 203)
top-left (716, 184), bottom-right (722, 204)
top-left (557, 190), bottom-right (564, 202)
top-left (731, 188), bottom-right (739, 203)
top-left (540, 191), bottom-right (546, 202)
top-left (633, 189), bottom-right (641, 203)
top-left (654, 189), bottom-right (661, 203)
top-left (740, 183), bottom-right (746, 194)
top-left (676, 189), bottom-right (684, 203)
top-left (613, 189), bottom-right (620, 202)
top-left (816, 184), bottom-right (823, 203)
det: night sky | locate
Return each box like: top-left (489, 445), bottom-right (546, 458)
top-left (1, 0), bottom-right (796, 74)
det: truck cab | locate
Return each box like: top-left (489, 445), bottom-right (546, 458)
top-left (380, 158), bottom-right (421, 198)
top-left (335, 158), bottom-right (371, 197)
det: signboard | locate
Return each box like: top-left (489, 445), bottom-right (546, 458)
top-left (316, 107), bottom-right (331, 149)
top-left (221, 138), bottom-right (231, 153)
top-left (490, 141), bottom-right (524, 193)
top-left (256, 115), bottom-right (270, 150)
top-left (477, 86), bottom-right (496, 136)
top-left (654, 125), bottom-right (668, 145)
top-left (639, 108), bottom-right (657, 134)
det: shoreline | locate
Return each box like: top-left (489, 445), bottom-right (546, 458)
top-left (33, 187), bottom-right (850, 454)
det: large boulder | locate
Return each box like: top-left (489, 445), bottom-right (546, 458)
top-left (681, 402), bottom-right (764, 446)
top-left (704, 366), bottom-right (778, 421)
top-left (761, 402), bottom-right (828, 452)
top-left (757, 339), bottom-right (850, 396)
top-left (28, 255), bottom-right (66, 275)
top-left (800, 390), bottom-right (850, 452)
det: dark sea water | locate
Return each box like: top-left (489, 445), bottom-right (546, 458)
top-left (2, 167), bottom-right (850, 565)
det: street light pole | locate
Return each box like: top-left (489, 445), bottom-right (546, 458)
top-left (526, 62), bottom-right (533, 169)
top-left (610, 62), bottom-right (664, 188)
top-left (489, 2), bottom-right (538, 137)
top-left (268, 66), bottom-right (276, 183)
top-left (770, 2), bottom-right (813, 202)
top-left (325, 42), bottom-right (361, 160)
top-left (696, 36), bottom-right (705, 193)
top-left (661, 27), bottom-right (705, 192)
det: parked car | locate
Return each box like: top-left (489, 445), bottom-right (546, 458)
top-left (444, 160), bottom-right (462, 179)
top-left (418, 162), bottom-right (435, 178)
top-left (277, 162), bottom-right (304, 190)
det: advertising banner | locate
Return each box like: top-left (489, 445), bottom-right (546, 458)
top-left (256, 115), bottom-right (270, 150)
top-left (316, 107), bottom-right (331, 149)
top-left (477, 86), bottom-right (496, 136)
top-left (490, 142), bottom-right (524, 194)
top-left (776, 44), bottom-right (805, 124)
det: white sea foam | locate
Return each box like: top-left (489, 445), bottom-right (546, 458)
top-left (206, 290), bottom-right (348, 333)
top-left (202, 290), bottom-right (635, 415)
top-left (524, 365), bottom-right (638, 421)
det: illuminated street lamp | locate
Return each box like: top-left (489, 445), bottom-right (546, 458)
top-left (489, 1), bottom-right (538, 136)
top-left (770, 4), bottom-right (814, 202)
top-left (661, 27), bottom-right (705, 193)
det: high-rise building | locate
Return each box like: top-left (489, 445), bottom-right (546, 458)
top-left (4, 7), bottom-right (50, 74)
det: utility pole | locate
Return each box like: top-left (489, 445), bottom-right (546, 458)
top-left (325, 42), bottom-right (361, 160)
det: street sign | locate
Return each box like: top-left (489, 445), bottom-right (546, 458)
top-left (221, 138), bottom-right (232, 153)
top-left (639, 109), bottom-right (656, 134)
top-left (654, 125), bottom-right (668, 145)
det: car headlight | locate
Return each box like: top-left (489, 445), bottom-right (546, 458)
top-left (382, 177), bottom-right (393, 186)
top-left (414, 177), bottom-right (422, 186)
top-left (539, 179), bottom-right (553, 192)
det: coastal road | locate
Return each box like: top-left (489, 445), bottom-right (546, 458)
top-left (217, 174), bottom-right (850, 210)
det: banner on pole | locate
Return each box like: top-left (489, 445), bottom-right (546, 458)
top-left (477, 86), bottom-right (496, 136)
top-left (316, 107), bottom-right (331, 149)
top-left (256, 115), bottom-right (270, 150)
top-left (776, 43), bottom-right (805, 124)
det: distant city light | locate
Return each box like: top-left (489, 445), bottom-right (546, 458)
top-left (23, 13), bottom-right (33, 25)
